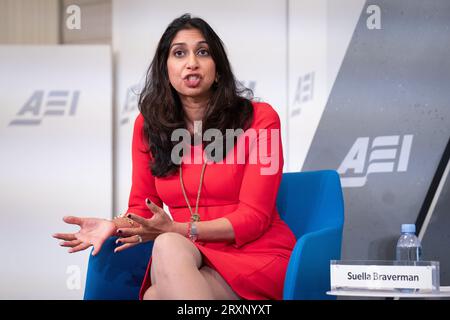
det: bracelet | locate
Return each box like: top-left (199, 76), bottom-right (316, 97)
top-left (114, 214), bottom-right (135, 227)
top-left (187, 222), bottom-right (198, 242)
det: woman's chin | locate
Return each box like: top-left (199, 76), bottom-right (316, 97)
top-left (179, 88), bottom-right (212, 99)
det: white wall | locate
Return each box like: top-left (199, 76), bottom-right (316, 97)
top-left (0, 45), bottom-right (112, 299)
top-left (287, 0), bottom-right (366, 171)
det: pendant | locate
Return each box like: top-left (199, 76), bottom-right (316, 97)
top-left (191, 214), bottom-right (200, 222)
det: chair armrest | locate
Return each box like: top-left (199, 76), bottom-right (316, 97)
top-left (84, 236), bottom-right (153, 300)
top-left (283, 227), bottom-right (342, 300)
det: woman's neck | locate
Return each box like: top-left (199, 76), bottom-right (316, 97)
top-left (181, 96), bottom-right (208, 134)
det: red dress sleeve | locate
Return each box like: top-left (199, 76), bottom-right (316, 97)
top-left (125, 114), bottom-right (163, 218)
top-left (224, 103), bottom-right (283, 248)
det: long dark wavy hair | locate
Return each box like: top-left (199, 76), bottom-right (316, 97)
top-left (139, 13), bottom-right (254, 177)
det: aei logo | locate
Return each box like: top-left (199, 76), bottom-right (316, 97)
top-left (120, 84), bottom-right (140, 125)
top-left (240, 80), bottom-right (256, 92)
top-left (9, 90), bottom-right (80, 126)
top-left (290, 71), bottom-right (315, 117)
top-left (338, 135), bottom-right (413, 187)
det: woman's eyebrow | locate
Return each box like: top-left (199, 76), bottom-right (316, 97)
top-left (170, 41), bottom-right (209, 49)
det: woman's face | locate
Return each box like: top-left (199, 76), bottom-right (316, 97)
top-left (167, 28), bottom-right (216, 102)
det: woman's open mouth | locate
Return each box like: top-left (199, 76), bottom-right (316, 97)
top-left (184, 74), bottom-right (201, 88)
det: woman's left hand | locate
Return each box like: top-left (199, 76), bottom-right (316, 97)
top-left (114, 198), bottom-right (173, 253)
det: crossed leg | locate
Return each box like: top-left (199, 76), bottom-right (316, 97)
top-left (143, 232), bottom-right (240, 300)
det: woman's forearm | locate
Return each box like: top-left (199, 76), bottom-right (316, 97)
top-left (171, 218), bottom-right (235, 243)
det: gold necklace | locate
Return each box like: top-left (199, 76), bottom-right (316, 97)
top-left (179, 160), bottom-right (208, 222)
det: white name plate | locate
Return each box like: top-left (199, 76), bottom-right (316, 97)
top-left (330, 263), bottom-right (437, 291)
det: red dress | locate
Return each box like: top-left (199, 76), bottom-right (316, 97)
top-left (126, 101), bottom-right (296, 300)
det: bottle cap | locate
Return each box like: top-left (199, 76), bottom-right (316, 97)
top-left (401, 224), bottom-right (416, 233)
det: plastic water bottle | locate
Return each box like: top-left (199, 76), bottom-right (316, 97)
top-left (396, 224), bottom-right (422, 262)
top-left (395, 224), bottom-right (422, 292)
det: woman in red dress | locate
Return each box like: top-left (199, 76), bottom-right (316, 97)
top-left (53, 14), bottom-right (296, 300)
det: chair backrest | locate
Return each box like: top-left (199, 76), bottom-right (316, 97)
top-left (276, 170), bottom-right (344, 239)
top-left (276, 170), bottom-right (345, 299)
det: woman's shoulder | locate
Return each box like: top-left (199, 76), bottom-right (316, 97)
top-left (250, 100), bottom-right (281, 128)
top-left (134, 112), bottom-right (145, 129)
top-left (132, 113), bottom-right (150, 150)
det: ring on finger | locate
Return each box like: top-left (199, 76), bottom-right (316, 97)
top-left (136, 235), bottom-right (143, 243)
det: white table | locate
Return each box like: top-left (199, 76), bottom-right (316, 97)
top-left (327, 286), bottom-right (450, 298)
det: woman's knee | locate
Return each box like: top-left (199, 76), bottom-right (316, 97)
top-left (152, 232), bottom-right (202, 268)
top-left (143, 285), bottom-right (159, 300)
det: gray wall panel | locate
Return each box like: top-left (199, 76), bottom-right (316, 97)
top-left (422, 162), bottom-right (450, 285)
top-left (301, 0), bottom-right (450, 264)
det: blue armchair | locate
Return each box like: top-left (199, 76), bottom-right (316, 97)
top-left (84, 170), bottom-right (344, 300)
top-left (83, 235), bottom-right (153, 300)
top-left (277, 170), bottom-right (344, 300)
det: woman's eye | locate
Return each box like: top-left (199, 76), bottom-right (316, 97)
top-left (174, 50), bottom-right (184, 57)
top-left (198, 49), bottom-right (209, 56)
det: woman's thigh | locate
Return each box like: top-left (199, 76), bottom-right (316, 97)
top-left (151, 232), bottom-right (203, 282)
top-left (199, 266), bottom-right (241, 300)
top-left (150, 233), bottom-right (240, 299)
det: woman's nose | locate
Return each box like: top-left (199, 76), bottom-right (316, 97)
top-left (186, 53), bottom-right (199, 69)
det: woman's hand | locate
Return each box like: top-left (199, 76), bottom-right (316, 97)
top-left (53, 216), bottom-right (117, 256)
top-left (114, 199), bottom-right (174, 253)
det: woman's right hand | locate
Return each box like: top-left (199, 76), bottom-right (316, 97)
top-left (52, 216), bottom-right (117, 256)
